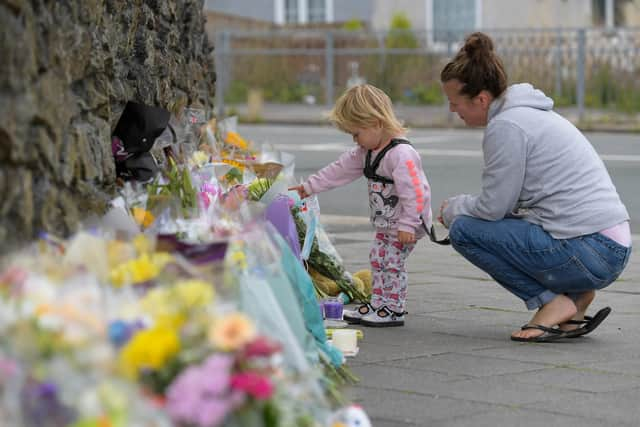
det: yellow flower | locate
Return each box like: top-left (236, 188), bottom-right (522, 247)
top-left (106, 240), bottom-right (136, 268)
top-left (109, 252), bottom-right (172, 287)
top-left (140, 287), bottom-right (183, 329)
top-left (139, 279), bottom-right (214, 329)
top-left (208, 312), bottom-right (256, 351)
top-left (190, 150), bottom-right (210, 168)
top-left (132, 207), bottom-right (155, 229)
top-left (133, 234), bottom-right (154, 254)
top-left (227, 249), bottom-right (248, 271)
top-left (224, 131), bottom-right (248, 150)
top-left (174, 279), bottom-right (215, 309)
top-left (120, 326), bottom-right (180, 379)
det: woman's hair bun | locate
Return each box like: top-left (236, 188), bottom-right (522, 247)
top-left (463, 32), bottom-right (494, 59)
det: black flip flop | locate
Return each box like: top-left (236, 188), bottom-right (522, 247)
top-left (563, 307), bottom-right (612, 338)
top-left (510, 324), bottom-right (571, 343)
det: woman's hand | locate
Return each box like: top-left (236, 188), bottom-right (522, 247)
top-left (288, 185), bottom-right (310, 199)
top-left (438, 200), bottom-right (449, 226)
top-left (397, 231), bottom-right (416, 244)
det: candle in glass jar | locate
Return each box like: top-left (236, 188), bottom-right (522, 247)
top-left (323, 297), bottom-right (343, 320)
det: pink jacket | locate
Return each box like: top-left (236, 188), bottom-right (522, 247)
top-left (302, 142), bottom-right (433, 238)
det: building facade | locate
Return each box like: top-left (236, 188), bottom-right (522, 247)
top-left (205, 0), bottom-right (639, 30)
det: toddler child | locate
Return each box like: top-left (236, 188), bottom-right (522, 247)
top-left (290, 84), bottom-right (433, 327)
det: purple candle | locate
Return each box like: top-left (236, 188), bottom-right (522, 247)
top-left (323, 297), bottom-right (343, 320)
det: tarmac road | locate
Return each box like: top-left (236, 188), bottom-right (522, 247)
top-left (238, 124), bottom-right (639, 232)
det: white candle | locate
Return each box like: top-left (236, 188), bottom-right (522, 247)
top-left (332, 329), bottom-right (358, 353)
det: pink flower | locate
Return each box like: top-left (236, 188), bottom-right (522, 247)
top-left (242, 336), bottom-right (282, 358)
top-left (230, 372), bottom-right (274, 400)
top-left (199, 192), bottom-right (211, 209)
top-left (166, 354), bottom-right (245, 427)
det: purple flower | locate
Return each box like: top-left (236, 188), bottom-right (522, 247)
top-left (166, 354), bottom-right (246, 427)
top-left (20, 379), bottom-right (76, 427)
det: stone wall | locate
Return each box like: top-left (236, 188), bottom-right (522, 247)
top-left (0, 0), bottom-right (215, 253)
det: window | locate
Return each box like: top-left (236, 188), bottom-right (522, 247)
top-left (433, 0), bottom-right (476, 42)
top-left (308, 0), bottom-right (325, 23)
top-left (285, 0), bottom-right (298, 23)
top-left (592, 0), bottom-right (629, 27)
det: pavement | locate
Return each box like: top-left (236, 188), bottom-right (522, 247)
top-left (323, 219), bottom-right (639, 427)
top-left (230, 102), bottom-right (640, 133)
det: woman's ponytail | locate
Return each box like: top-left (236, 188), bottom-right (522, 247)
top-left (441, 32), bottom-right (507, 98)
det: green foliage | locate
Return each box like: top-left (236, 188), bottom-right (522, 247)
top-left (225, 80), bottom-right (249, 104)
top-left (290, 206), bottom-right (368, 303)
top-left (146, 158), bottom-right (198, 218)
top-left (377, 13), bottom-right (423, 100)
top-left (247, 177), bottom-right (274, 201)
top-left (223, 167), bottom-right (243, 185)
top-left (139, 356), bottom-right (185, 394)
top-left (585, 64), bottom-right (640, 113)
top-left (390, 12), bottom-right (412, 31)
top-left (263, 400), bottom-right (280, 427)
top-left (225, 55), bottom-right (315, 104)
top-left (342, 19), bottom-right (363, 31)
top-left (386, 12), bottom-right (418, 49)
top-left (402, 82), bottom-right (444, 105)
top-left (263, 83), bottom-right (307, 103)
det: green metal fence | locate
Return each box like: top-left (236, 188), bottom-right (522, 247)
top-left (214, 28), bottom-right (640, 120)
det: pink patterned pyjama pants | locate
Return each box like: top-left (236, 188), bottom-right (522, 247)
top-left (369, 232), bottom-right (415, 313)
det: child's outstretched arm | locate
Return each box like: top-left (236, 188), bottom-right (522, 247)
top-left (295, 147), bottom-right (366, 197)
top-left (288, 184), bottom-right (310, 199)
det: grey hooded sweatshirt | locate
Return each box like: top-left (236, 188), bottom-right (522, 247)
top-left (442, 83), bottom-right (629, 239)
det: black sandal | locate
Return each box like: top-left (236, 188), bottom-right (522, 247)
top-left (563, 307), bottom-right (612, 338)
top-left (510, 324), bottom-right (571, 343)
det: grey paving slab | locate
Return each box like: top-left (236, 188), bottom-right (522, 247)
top-left (328, 228), bottom-right (640, 426)
top-left (430, 407), bottom-right (626, 427)
top-left (520, 388), bottom-right (640, 427)
top-left (462, 335), bottom-right (640, 365)
top-left (495, 366), bottom-right (640, 393)
top-left (426, 375), bottom-right (591, 406)
top-left (578, 357), bottom-right (640, 376)
top-left (349, 363), bottom-right (471, 392)
top-left (347, 387), bottom-right (499, 426)
top-left (348, 322), bottom-right (501, 364)
top-left (378, 353), bottom-right (548, 379)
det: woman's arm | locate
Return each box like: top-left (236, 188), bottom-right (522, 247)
top-left (442, 120), bottom-right (527, 227)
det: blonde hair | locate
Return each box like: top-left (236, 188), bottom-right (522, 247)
top-left (328, 84), bottom-right (407, 135)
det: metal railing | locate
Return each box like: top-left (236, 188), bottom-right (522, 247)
top-left (214, 27), bottom-right (640, 120)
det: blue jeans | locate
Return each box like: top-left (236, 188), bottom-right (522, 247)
top-left (449, 216), bottom-right (632, 310)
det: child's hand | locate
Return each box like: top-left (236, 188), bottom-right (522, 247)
top-left (288, 185), bottom-right (310, 199)
top-left (438, 200), bottom-right (449, 226)
top-left (397, 231), bottom-right (416, 244)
